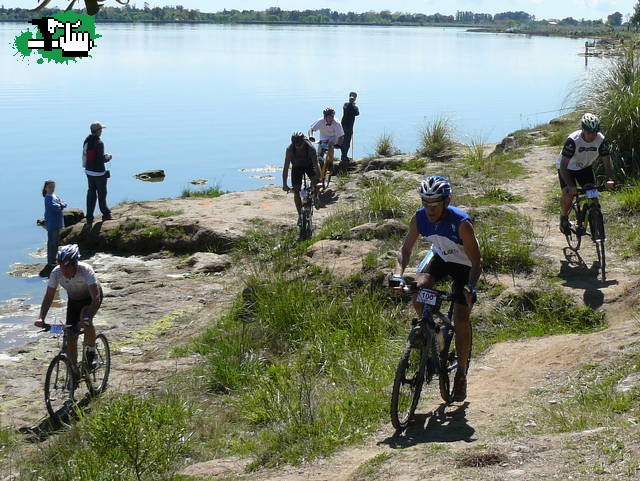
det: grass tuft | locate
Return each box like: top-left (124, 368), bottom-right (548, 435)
top-left (417, 117), bottom-right (456, 160)
top-left (181, 184), bottom-right (227, 198)
top-left (149, 209), bottom-right (184, 218)
top-left (374, 131), bottom-right (400, 157)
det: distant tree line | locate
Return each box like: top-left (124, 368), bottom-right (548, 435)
top-left (0, 6), bottom-right (534, 24)
top-left (0, 5), bottom-right (632, 27)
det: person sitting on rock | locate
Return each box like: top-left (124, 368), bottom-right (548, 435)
top-left (391, 176), bottom-right (482, 403)
top-left (557, 113), bottom-right (615, 235)
top-left (34, 244), bottom-right (103, 367)
top-left (282, 131), bottom-right (322, 222)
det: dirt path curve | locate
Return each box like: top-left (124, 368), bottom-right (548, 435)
top-left (184, 145), bottom-right (640, 480)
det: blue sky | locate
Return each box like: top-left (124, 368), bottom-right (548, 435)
top-left (8, 0), bottom-right (639, 20)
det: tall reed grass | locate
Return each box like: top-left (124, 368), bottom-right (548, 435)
top-left (417, 117), bottom-right (456, 160)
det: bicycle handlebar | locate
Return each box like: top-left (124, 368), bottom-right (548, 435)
top-left (389, 277), bottom-right (453, 300)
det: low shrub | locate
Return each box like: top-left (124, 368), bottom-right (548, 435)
top-left (21, 394), bottom-right (192, 481)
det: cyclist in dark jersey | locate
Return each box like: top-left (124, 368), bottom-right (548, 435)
top-left (392, 176), bottom-right (482, 402)
top-left (557, 113), bottom-right (615, 234)
top-left (282, 131), bottom-right (321, 221)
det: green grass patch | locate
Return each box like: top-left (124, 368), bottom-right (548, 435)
top-left (319, 177), bottom-right (417, 239)
top-left (458, 187), bottom-right (524, 207)
top-left (473, 287), bottom-right (606, 354)
top-left (527, 349), bottom-right (640, 448)
top-left (474, 209), bottom-right (538, 274)
top-left (176, 269), bottom-right (405, 468)
top-left (389, 157), bottom-right (427, 174)
top-left (20, 393), bottom-right (192, 481)
top-left (181, 184), bottom-right (227, 198)
top-left (139, 226), bottom-right (166, 240)
top-left (374, 131), bottom-right (400, 157)
top-left (417, 117), bottom-right (456, 160)
top-left (149, 209), bottom-right (184, 218)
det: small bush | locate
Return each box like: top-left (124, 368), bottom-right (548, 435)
top-left (374, 132), bottom-right (400, 157)
top-left (21, 394), bottom-right (192, 481)
top-left (417, 117), bottom-right (456, 160)
top-left (181, 184), bottom-right (226, 198)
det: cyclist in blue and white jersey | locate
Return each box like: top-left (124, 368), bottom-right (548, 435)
top-left (392, 176), bottom-right (482, 402)
top-left (557, 113), bottom-right (615, 234)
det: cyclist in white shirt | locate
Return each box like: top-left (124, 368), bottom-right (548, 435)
top-left (308, 107), bottom-right (344, 163)
top-left (34, 245), bottom-right (103, 366)
top-left (557, 113), bottom-right (615, 234)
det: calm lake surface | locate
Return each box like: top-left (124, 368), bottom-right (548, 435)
top-left (0, 22), bottom-right (601, 350)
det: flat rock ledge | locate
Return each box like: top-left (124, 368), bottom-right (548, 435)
top-left (59, 186), bottom-right (293, 255)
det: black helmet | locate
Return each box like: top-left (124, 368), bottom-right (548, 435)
top-left (291, 131), bottom-right (305, 145)
top-left (323, 107), bottom-right (335, 117)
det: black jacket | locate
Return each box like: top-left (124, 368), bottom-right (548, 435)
top-left (83, 134), bottom-right (108, 173)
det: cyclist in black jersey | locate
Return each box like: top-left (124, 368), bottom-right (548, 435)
top-left (557, 113), bottom-right (615, 234)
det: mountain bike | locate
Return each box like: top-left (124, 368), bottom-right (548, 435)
top-left (388, 279), bottom-right (463, 431)
top-left (564, 185), bottom-right (606, 281)
top-left (41, 322), bottom-right (111, 421)
top-left (298, 174), bottom-right (315, 240)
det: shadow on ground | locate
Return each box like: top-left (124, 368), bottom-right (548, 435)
top-left (559, 248), bottom-right (618, 309)
top-left (379, 402), bottom-right (476, 449)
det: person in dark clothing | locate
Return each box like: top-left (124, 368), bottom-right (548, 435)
top-left (282, 131), bottom-right (321, 221)
top-left (340, 91), bottom-right (359, 163)
top-left (83, 121), bottom-right (113, 223)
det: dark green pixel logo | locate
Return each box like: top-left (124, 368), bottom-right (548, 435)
top-left (13, 12), bottom-right (100, 64)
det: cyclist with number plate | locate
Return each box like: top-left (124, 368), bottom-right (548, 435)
top-left (392, 176), bottom-right (482, 402)
top-left (282, 131), bottom-right (322, 222)
top-left (557, 113), bottom-right (615, 235)
top-left (34, 244), bottom-right (103, 367)
top-left (308, 107), bottom-right (344, 172)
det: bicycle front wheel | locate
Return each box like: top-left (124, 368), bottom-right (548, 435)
top-left (44, 355), bottom-right (76, 420)
top-left (565, 202), bottom-right (582, 251)
top-left (299, 208), bottom-right (313, 240)
top-left (390, 343), bottom-right (428, 431)
top-left (87, 334), bottom-right (111, 396)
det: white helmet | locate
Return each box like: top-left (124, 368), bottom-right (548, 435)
top-left (580, 113), bottom-right (600, 133)
top-left (418, 175), bottom-right (451, 200)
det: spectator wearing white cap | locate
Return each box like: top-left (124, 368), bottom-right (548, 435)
top-left (82, 121), bottom-right (113, 223)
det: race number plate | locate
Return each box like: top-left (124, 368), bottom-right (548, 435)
top-left (50, 324), bottom-right (64, 334)
top-left (416, 288), bottom-right (438, 306)
top-left (585, 189), bottom-right (599, 199)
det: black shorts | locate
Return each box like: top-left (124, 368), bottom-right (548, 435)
top-left (66, 287), bottom-right (102, 326)
top-left (558, 167), bottom-right (595, 189)
top-left (417, 252), bottom-right (471, 306)
top-left (291, 164), bottom-right (317, 188)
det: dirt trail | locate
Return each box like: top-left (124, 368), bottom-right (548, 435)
top-left (184, 145), bottom-right (640, 480)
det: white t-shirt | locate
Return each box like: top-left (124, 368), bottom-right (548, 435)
top-left (555, 130), bottom-right (610, 171)
top-left (48, 262), bottom-right (98, 300)
top-left (310, 118), bottom-right (345, 141)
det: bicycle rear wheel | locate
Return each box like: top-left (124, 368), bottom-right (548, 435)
top-left (87, 334), bottom-right (111, 395)
top-left (588, 208), bottom-right (606, 281)
top-left (44, 355), bottom-right (76, 420)
top-left (390, 343), bottom-right (427, 431)
top-left (565, 202), bottom-right (582, 251)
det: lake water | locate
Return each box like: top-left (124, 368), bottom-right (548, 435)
top-left (0, 22), bottom-right (601, 350)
